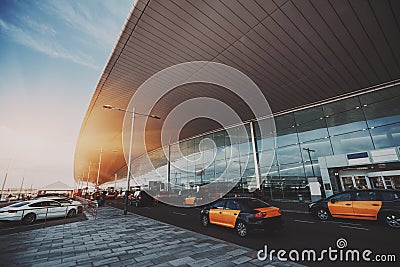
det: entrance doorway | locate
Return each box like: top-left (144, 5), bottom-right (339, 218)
top-left (339, 175), bottom-right (371, 191)
top-left (367, 170), bottom-right (400, 190)
top-left (339, 170), bottom-right (400, 191)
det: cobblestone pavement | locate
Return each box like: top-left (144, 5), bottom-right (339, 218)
top-left (0, 206), bottom-right (304, 266)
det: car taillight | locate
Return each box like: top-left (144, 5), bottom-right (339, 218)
top-left (8, 210), bottom-right (17, 213)
top-left (254, 212), bottom-right (266, 218)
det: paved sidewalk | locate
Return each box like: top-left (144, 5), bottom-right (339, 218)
top-left (0, 206), bottom-right (304, 267)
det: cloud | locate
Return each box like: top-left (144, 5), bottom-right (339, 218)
top-left (0, 17), bottom-right (99, 69)
top-left (0, 0), bottom-right (134, 189)
top-left (40, 0), bottom-right (129, 49)
top-left (0, 0), bottom-right (134, 69)
top-left (0, 88), bottom-right (84, 188)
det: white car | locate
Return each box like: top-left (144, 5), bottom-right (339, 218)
top-left (39, 197), bottom-right (84, 214)
top-left (0, 199), bottom-right (78, 224)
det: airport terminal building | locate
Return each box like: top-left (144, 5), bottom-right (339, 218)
top-left (74, 0), bottom-right (400, 202)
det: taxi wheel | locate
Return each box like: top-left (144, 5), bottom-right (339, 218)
top-left (316, 208), bottom-right (330, 221)
top-left (67, 209), bottom-right (77, 218)
top-left (235, 221), bottom-right (248, 237)
top-left (22, 213), bottom-right (36, 225)
top-left (201, 215), bottom-right (209, 227)
top-left (383, 212), bottom-right (400, 228)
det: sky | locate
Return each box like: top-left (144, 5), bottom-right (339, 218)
top-left (0, 0), bottom-right (134, 189)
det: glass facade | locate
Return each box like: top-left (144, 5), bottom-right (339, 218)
top-left (115, 84), bottom-right (400, 202)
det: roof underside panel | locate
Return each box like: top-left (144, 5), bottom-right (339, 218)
top-left (74, 0), bottom-right (400, 185)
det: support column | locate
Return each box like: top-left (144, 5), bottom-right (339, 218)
top-left (250, 121), bottom-right (261, 190)
top-left (167, 144), bottom-right (171, 193)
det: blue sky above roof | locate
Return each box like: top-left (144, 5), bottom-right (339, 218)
top-left (0, 0), bottom-right (134, 188)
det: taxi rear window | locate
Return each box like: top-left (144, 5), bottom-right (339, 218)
top-left (240, 199), bottom-right (270, 210)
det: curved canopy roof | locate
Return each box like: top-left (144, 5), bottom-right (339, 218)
top-left (74, 0), bottom-right (400, 185)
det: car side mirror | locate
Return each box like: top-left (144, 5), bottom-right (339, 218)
top-left (330, 198), bottom-right (337, 204)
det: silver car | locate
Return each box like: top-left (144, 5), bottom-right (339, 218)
top-left (0, 199), bottom-right (78, 224)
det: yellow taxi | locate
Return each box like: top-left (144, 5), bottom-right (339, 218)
top-left (309, 190), bottom-right (400, 228)
top-left (200, 197), bottom-right (283, 237)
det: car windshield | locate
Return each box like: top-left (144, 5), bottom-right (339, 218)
top-left (9, 202), bottom-right (30, 207)
top-left (241, 199), bottom-right (270, 209)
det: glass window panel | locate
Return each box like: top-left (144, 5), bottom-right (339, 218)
top-left (359, 85), bottom-right (400, 105)
top-left (205, 166), bottom-right (215, 181)
top-left (214, 132), bottom-right (226, 148)
top-left (331, 130), bottom-right (374, 154)
top-left (323, 97), bottom-right (361, 116)
top-left (370, 123), bottom-right (400, 149)
top-left (224, 133), bottom-right (232, 147)
top-left (294, 106), bottom-right (324, 124)
top-left (258, 150), bottom-right (276, 169)
top-left (186, 163), bottom-right (195, 174)
top-left (241, 156), bottom-right (255, 172)
top-left (186, 139), bottom-right (195, 155)
top-left (253, 121), bottom-right (261, 138)
top-left (326, 108), bottom-right (367, 136)
top-left (193, 138), bottom-right (201, 154)
top-left (276, 144), bottom-right (302, 165)
top-left (215, 147), bottom-right (225, 161)
top-left (257, 136), bottom-right (276, 152)
top-left (297, 118), bottom-right (329, 142)
top-left (226, 160), bottom-right (240, 178)
top-left (169, 143), bottom-right (181, 162)
top-left (179, 140), bottom-right (190, 156)
top-left (277, 127), bottom-right (299, 147)
top-left (304, 161), bottom-right (321, 178)
top-left (243, 168), bottom-right (255, 180)
top-left (233, 123), bottom-right (252, 145)
top-left (275, 113), bottom-right (296, 131)
top-left (300, 138), bottom-right (333, 161)
top-left (279, 162), bottom-right (305, 179)
top-left (215, 160), bottom-right (227, 175)
top-left (224, 146), bottom-right (240, 159)
top-left (255, 118), bottom-right (276, 139)
top-left (238, 141), bottom-right (252, 155)
top-left (363, 97), bottom-right (400, 127)
top-left (262, 165), bottom-right (279, 179)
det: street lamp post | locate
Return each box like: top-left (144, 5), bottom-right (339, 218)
top-left (303, 148), bottom-right (316, 177)
top-left (114, 173), bottom-right (118, 192)
top-left (87, 162), bottom-right (91, 198)
top-left (103, 104), bottom-right (160, 215)
top-left (0, 159), bottom-right (11, 200)
top-left (96, 147), bottom-right (103, 188)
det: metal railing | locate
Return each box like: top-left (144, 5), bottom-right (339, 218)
top-left (19, 206), bottom-right (71, 223)
top-left (74, 196), bottom-right (98, 219)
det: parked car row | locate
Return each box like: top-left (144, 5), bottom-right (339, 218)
top-left (0, 196), bottom-right (84, 225)
top-left (200, 189), bottom-right (400, 238)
